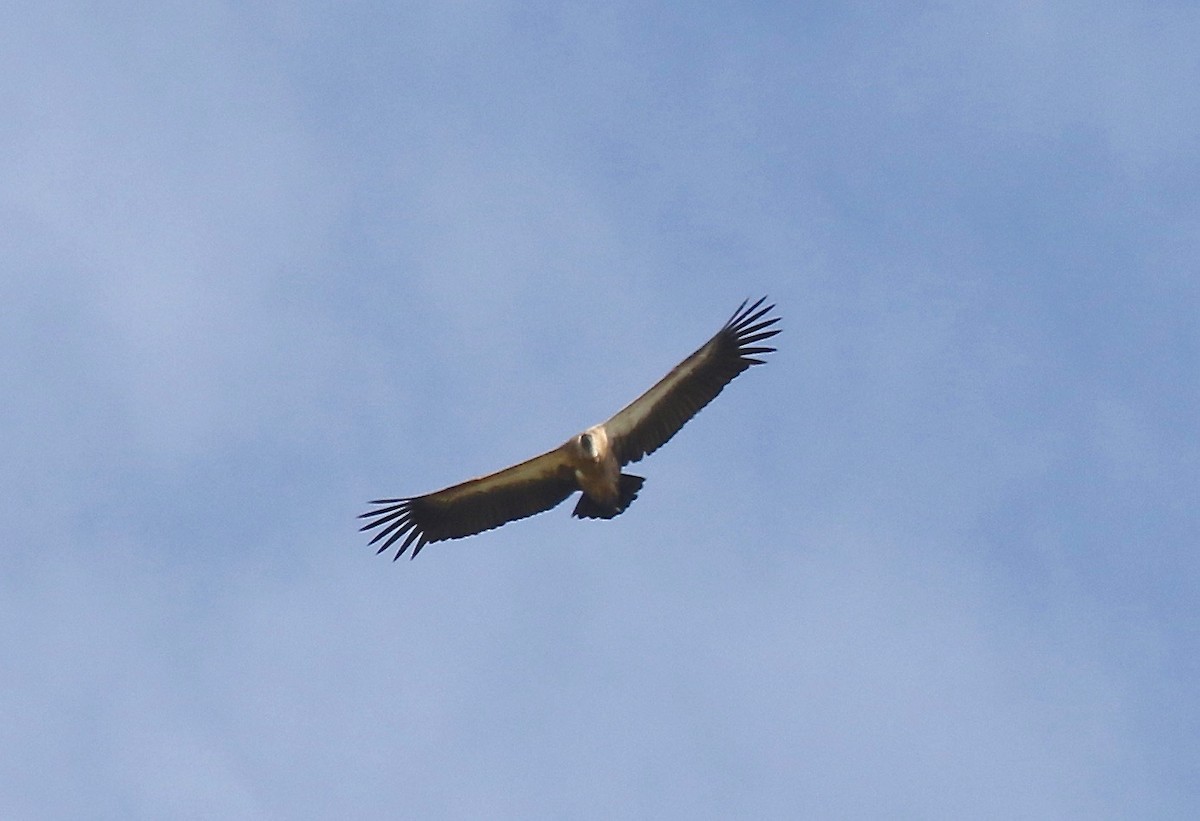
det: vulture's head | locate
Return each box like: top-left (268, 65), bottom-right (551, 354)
top-left (579, 432), bottom-right (595, 458)
top-left (574, 428), bottom-right (607, 463)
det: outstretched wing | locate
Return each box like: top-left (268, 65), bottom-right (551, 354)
top-left (359, 446), bottom-right (579, 559)
top-left (603, 297), bottom-right (780, 466)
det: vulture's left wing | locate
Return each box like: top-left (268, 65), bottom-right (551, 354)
top-left (603, 297), bottom-right (780, 466)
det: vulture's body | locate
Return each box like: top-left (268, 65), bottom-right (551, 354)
top-left (360, 297), bottom-right (780, 558)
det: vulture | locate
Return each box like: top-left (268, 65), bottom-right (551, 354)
top-left (360, 297), bottom-right (780, 558)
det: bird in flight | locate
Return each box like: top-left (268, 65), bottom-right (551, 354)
top-left (360, 297), bottom-right (780, 559)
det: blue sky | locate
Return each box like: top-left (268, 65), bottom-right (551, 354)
top-left (3, 3), bottom-right (1198, 817)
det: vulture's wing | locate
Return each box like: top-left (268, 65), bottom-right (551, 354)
top-left (603, 297), bottom-right (780, 466)
top-left (359, 446), bottom-right (578, 559)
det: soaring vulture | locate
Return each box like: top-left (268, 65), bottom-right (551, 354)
top-left (360, 297), bottom-right (780, 559)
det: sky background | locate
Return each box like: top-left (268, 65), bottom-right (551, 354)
top-left (3, 2), bottom-right (1198, 818)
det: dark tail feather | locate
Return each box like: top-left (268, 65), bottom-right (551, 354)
top-left (617, 473), bottom-right (645, 511)
top-left (572, 474), bottom-right (645, 520)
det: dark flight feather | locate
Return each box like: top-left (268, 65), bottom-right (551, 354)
top-left (359, 449), bottom-right (576, 559)
top-left (604, 297), bottom-right (781, 466)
